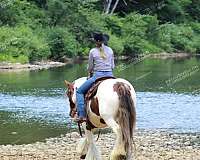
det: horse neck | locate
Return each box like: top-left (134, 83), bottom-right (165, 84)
top-left (74, 77), bottom-right (87, 88)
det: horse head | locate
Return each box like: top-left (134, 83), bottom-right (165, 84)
top-left (64, 77), bottom-right (88, 118)
top-left (64, 80), bottom-right (77, 118)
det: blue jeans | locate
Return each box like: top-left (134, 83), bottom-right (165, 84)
top-left (76, 71), bottom-right (113, 118)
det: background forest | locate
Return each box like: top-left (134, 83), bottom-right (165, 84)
top-left (0, 0), bottom-right (200, 63)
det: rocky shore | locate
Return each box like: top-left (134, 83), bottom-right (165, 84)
top-left (0, 61), bottom-right (69, 72)
top-left (0, 53), bottom-right (196, 72)
top-left (0, 130), bottom-right (199, 160)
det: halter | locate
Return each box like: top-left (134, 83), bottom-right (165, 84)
top-left (65, 82), bottom-right (84, 137)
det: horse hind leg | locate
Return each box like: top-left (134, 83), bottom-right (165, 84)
top-left (104, 118), bottom-right (127, 160)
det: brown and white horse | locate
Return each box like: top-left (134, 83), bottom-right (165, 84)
top-left (65, 77), bottom-right (136, 160)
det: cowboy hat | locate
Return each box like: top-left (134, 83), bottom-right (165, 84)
top-left (93, 32), bottom-right (110, 44)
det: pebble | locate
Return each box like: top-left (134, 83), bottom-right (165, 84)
top-left (0, 130), bottom-right (199, 160)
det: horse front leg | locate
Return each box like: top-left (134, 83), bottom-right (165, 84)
top-left (77, 136), bottom-right (88, 159)
top-left (77, 123), bottom-right (101, 160)
top-left (85, 128), bottom-right (101, 160)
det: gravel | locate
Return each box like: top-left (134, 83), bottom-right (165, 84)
top-left (0, 130), bottom-right (199, 160)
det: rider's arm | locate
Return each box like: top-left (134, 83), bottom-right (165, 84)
top-left (111, 53), bottom-right (115, 70)
top-left (87, 50), bottom-right (94, 78)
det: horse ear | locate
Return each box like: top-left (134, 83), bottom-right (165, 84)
top-left (64, 80), bottom-right (72, 88)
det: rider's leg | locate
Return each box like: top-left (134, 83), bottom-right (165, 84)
top-left (76, 76), bottom-right (96, 119)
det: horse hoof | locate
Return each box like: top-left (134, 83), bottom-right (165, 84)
top-left (117, 155), bottom-right (127, 160)
top-left (80, 154), bottom-right (86, 159)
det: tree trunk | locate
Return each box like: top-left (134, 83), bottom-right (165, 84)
top-left (111, 0), bottom-right (119, 14)
top-left (105, 0), bottom-right (112, 14)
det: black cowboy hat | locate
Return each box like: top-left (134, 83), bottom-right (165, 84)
top-left (93, 32), bottom-right (110, 44)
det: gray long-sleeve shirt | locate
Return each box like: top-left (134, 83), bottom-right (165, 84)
top-left (87, 45), bottom-right (115, 73)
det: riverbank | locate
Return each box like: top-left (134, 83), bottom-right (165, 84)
top-left (0, 61), bottom-right (70, 72)
top-left (0, 53), bottom-right (196, 72)
top-left (0, 130), bottom-right (199, 160)
top-left (149, 52), bottom-right (194, 59)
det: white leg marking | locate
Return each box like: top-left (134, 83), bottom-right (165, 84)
top-left (104, 118), bottom-right (126, 160)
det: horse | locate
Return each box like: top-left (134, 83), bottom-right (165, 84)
top-left (64, 77), bottom-right (136, 160)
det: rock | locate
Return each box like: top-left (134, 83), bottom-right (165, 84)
top-left (0, 131), bottom-right (200, 160)
top-left (68, 132), bottom-right (80, 138)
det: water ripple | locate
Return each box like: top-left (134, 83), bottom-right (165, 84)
top-left (137, 92), bottom-right (200, 132)
top-left (1, 92), bottom-right (200, 132)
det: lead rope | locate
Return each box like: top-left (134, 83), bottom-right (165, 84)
top-left (68, 118), bottom-right (83, 138)
top-left (78, 122), bottom-right (83, 137)
top-left (96, 129), bottom-right (101, 141)
top-left (69, 118), bottom-right (73, 139)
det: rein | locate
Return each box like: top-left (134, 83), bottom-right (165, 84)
top-left (78, 122), bottom-right (83, 137)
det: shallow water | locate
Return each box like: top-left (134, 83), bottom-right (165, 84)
top-left (0, 57), bottom-right (200, 144)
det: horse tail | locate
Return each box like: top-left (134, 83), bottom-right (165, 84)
top-left (114, 82), bottom-right (136, 152)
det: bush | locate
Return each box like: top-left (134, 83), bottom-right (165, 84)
top-left (0, 0), bottom-right (46, 27)
top-left (73, 6), bottom-right (108, 50)
top-left (105, 15), bottom-right (123, 36)
top-left (190, 22), bottom-right (200, 34)
top-left (121, 13), bottom-right (162, 55)
top-left (46, 27), bottom-right (78, 60)
top-left (108, 34), bottom-right (124, 55)
top-left (156, 23), bottom-right (198, 53)
top-left (0, 25), bottom-right (50, 63)
top-left (0, 54), bottom-right (28, 64)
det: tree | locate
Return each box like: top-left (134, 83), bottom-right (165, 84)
top-left (81, 0), bottom-right (127, 14)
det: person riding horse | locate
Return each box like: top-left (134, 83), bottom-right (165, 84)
top-left (75, 32), bottom-right (115, 123)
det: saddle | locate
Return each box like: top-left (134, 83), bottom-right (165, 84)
top-left (84, 76), bottom-right (115, 130)
top-left (85, 76), bottom-right (115, 101)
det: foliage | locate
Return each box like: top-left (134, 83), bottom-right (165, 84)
top-left (156, 24), bottom-right (198, 53)
top-left (46, 27), bottom-right (78, 60)
top-left (0, 0), bottom-right (46, 27)
top-left (108, 34), bottom-right (124, 55)
top-left (105, 15), bottom-right (122, 36)
top-left (156, 0), bottom-right (192, 23)
top-left (186, 0), bottom-right (200, 22)
top-left (121, 13), bottom-right (162, 55)
top-left (0, 54), bottom-right (28, 64)
top-left (0, 0), bottom-right (200, 63)
top-left (0, 26), bottom-right (50, 63)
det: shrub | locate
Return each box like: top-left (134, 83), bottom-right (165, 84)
top-left (190, 22), bottom-right (200, 34)
top-left (46, 27), bottom-right (78, 60)
top-left (0, 54), bottom-right (28, 64)
top-left (108, 34), bottom-right (124, 56)
top-left (121, 13), bottom-right (161, 55)
top-left (0, 25), bottom-right (50, 63)
top-left (105, 15), bottom-right (123, 36)
top-left (156, 23), bottom-right (198, 53)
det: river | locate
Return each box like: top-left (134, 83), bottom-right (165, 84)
top-left (0, 56), bottom-right (200, 144)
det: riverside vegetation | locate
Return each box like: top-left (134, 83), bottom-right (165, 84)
top-left (0, 0), bottom-right (200, 64)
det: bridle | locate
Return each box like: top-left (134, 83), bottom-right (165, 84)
top-left (66, 83), bottom-right (77, 118)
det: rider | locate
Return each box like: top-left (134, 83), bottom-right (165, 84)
top-left (75, 32), bottom-right (115, 122)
